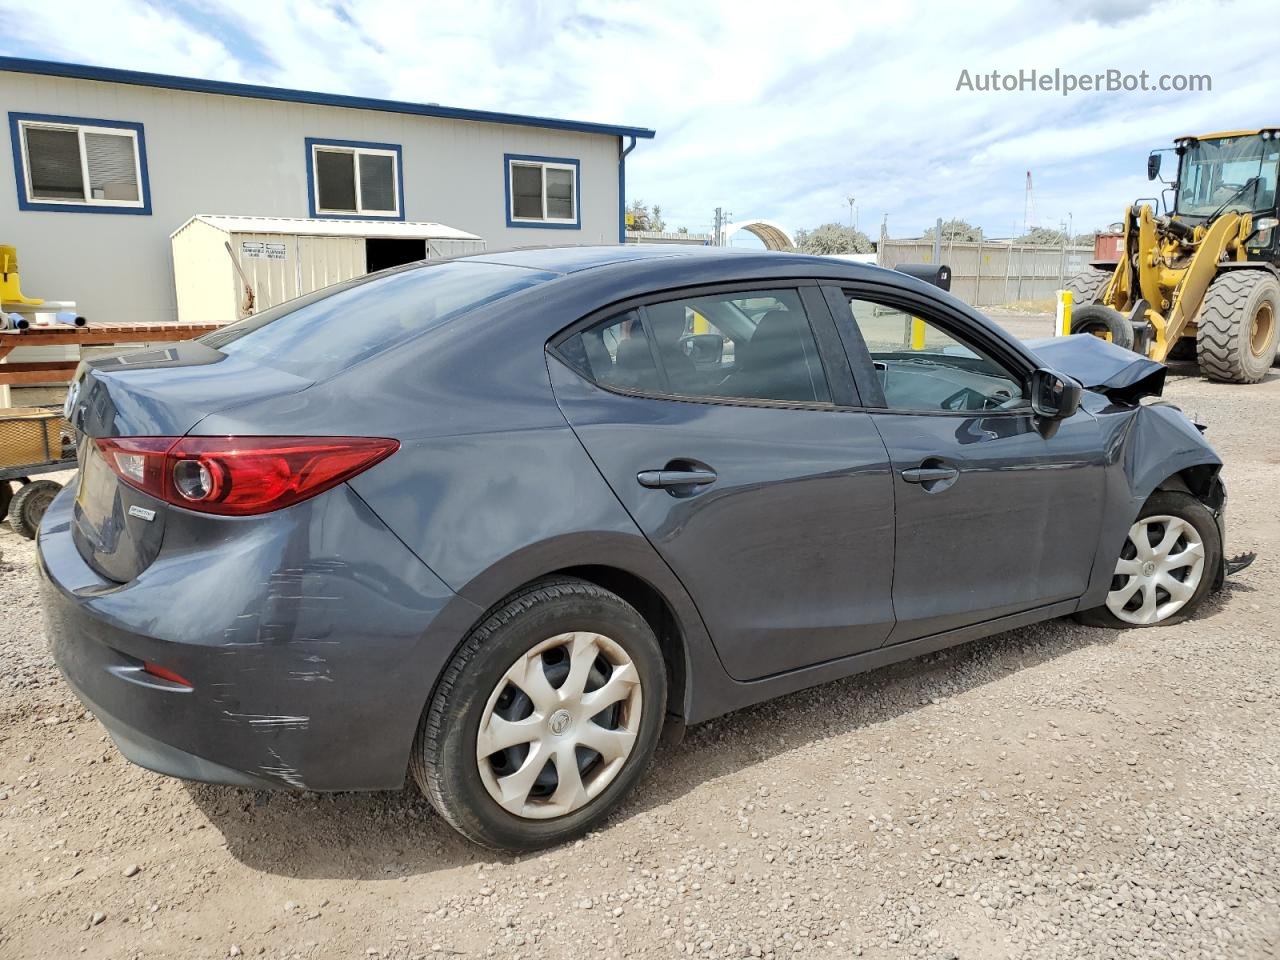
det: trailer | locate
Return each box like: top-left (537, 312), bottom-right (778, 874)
top-left (0, 406), bottom-right (71, 538)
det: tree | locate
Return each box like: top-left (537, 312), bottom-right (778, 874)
top-left (794, 222), bottom-right (875, 255)
top-left (626, 200), bottom-right (665, 233)
top-left (1017, 225), bottom-right (1069, 245)
top-left (921, 218), bottom-right (982, 242)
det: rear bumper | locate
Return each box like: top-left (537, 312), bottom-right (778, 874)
top-left (39, 481), bottom-right (482, 791)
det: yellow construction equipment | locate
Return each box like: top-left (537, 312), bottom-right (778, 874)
top-left (0, 244), bottom-right (44, 307)
top-left (1064, 128), bottom-right (1280, 383)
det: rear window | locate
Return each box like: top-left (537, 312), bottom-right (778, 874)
top-left (202, 261), bottom-right (555, 379)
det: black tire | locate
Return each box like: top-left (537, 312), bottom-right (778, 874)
top-left (411, 577), bottom-right (667, 851)
top-left (1196, 271), bottom-right (1280, 383)
top-left (1076, 491), bottom-right (1222, 629)
top-left (0, 481), bottom-right (13, 523)
top-left (1064, 268), bottom-right (1112, 307)
top-left (1071, 303), bottom-right (1135, 351)
top-left (8, 479), bottom-right (61, 539)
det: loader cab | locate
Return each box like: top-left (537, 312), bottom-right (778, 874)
top-left (1170, 130), bottom-right (1280, 259)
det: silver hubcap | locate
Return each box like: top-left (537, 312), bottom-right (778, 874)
top-left (1105, 514), bottom-right (1205, 625)
top-left (476, 632), bottom-right (643, 820)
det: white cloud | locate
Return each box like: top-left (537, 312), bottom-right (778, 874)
top-left (2, 0), bottom-right (1272, 238)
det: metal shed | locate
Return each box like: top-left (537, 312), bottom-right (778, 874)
top-left (170, 215), bottom-right (485, 325)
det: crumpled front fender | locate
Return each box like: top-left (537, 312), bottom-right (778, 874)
top-left (1079, 397), bottom-right (1224, 610)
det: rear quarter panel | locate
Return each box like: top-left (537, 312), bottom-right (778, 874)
top-left (189, 274), bottom-right (730, 721)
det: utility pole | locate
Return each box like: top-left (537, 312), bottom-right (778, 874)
top-left (712, 207), bottom-right (732, 246)
top-left (847, 195), bottom-right (856, 231)
top-left (1022, 171), bottom-right (1036, 237)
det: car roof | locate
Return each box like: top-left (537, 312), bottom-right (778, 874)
top-left (459, 244), bottom-right (872, 278)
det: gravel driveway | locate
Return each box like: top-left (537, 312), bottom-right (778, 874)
top-left (1, 345), bottom-right (1277, 960)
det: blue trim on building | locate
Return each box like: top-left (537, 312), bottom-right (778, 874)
top-left (8, 111), bottom-right (152, 215)
top-left (504, 153), bottom-right (582, 230)
top-left (304, 138), bottom-right (406, 221)
top-left (0, 56), bottom-right (656, 141)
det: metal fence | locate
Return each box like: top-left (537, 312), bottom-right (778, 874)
top-left (878, 239), bottom-right (1093, 307)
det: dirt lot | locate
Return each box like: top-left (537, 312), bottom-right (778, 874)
top-left (1, 324), bottom-right (1278, 960)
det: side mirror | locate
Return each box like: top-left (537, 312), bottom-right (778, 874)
top-left (1147, 152), bottom-right (1162, 181)
top-left (1031, 368), bottom-right (1082, 420)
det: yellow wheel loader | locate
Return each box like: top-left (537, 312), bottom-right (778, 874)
top-left (1064, 129), bottom-right (1280, 383)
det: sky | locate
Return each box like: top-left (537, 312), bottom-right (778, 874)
top-left (2, 0), bottom-right (1273, 241)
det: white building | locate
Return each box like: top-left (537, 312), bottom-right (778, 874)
top-left (0, 57), bottom-right (654, 325)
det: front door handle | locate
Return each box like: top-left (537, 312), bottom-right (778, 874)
top-left (901, 466), bottom-right (959, 484)
top-left (637, 468), bottom-right (718, 489)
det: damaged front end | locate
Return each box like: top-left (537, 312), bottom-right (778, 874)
top-left (1040, 333), bottom-right (1255, 604)
top-left (1026, 334), bottom-right (1167, 404)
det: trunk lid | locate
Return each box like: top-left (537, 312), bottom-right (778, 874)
top-left (65, 341), bottom-right (313, 582)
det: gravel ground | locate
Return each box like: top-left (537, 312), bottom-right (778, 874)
top-left (1, 331), bottom-right (1278, 960)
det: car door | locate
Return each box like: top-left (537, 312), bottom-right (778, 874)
top-left (823, 283), bottom-right (1107, 644)
top-left (548, 282), bottom-right (896, 681)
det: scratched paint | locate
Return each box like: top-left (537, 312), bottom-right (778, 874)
top-left (221, 711), bottom-right (310, 730)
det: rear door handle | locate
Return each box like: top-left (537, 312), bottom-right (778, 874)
top-left (637, 468), bottom-right (718, 489)
top-left (901, 466), bottom-right (959, 484)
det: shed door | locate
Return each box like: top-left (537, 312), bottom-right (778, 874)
top-left (297, 236), bottom-right (365, 297)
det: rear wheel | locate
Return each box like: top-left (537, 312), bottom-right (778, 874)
top-left (1076, 491), bottom-right (1221, 628)
top-left (411, 577), bottom-right (666, 850)
top-left (1197, 271), bottom-right (1280, 383)
top-left (8, 479), bottom-right (61, 539)
top-left (1064, 269), bottom-right (1112, 307)
top-left (1071, 303), bottom-right (1135, 351)
top-left (0, 480), bottom-right (13, 523)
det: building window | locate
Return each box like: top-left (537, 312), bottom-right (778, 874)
top-left (505, 154), bottom-right (580, 228)
top-left (306, 139), bottom-right (403, 219)
top-left (9, 113), bottom-right (150, 214)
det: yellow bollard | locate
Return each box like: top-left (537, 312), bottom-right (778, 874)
top-left (1055, 289), bottom-right (1073, 337)
top-left (909, 317), bottom-right (927, 350)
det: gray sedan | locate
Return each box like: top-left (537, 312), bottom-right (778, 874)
top-left (41, 246), bottom-right (1231, 850)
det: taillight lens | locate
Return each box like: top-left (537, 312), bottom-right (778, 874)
top-left (94, 436), bottom-right (399, 516)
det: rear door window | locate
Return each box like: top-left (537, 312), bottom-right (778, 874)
top-left (559, 288), bottom-right (832, 405)
top-left (204, 261), bottom-right (555, 379)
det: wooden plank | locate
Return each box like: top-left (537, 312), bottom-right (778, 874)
top-left (0, 324), bottom-right (223, 347)
top-left (0, 361), bottom-right (81, 386)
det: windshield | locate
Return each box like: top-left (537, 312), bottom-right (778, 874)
top-left (202, 260), bottom-right (555, 379)
top-left (1175, 134), bottom-right (1279, 217)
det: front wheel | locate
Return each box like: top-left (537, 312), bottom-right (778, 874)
top-left (411, 578), bottom-right (666, 850)
top-left (1076, 491), bottom-right (1222, 628)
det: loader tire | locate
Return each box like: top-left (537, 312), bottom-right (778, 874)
top-left (1070, 304), bottom-right (1135, 351)
top-left (1064, 269), bottom-right (1112, 307)
top-left (1196, 271), bottom-right (1280, 383)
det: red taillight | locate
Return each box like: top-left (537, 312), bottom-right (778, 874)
top-left (94, 436), bottom-right (399, 516)
top-left (143, 661), bottom-right (193, 687)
